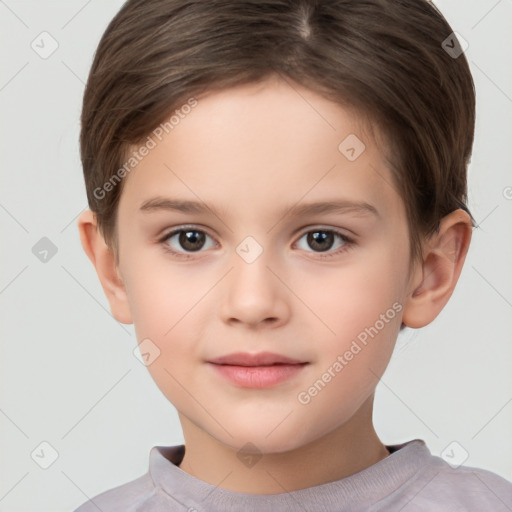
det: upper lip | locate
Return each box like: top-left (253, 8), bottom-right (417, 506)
top-left (207, 351), bottom-right (307, 366)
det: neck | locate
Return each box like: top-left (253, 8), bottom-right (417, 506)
top-left (177, 395), bottom-right (389, 494)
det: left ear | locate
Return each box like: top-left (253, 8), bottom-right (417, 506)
top-left (402, 209), bottom-right (473, 328)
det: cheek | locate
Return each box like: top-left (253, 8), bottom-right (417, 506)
top-left (121, 254), bottom-right (212, 387)
top-left (123, 250), bottom-right (204, 332)
top-left (292, 249), bottom-right (405, 396)
top-left (294, 271), bottom-right (403, 431)
top-left (298, 250), bottom-right (406, 340)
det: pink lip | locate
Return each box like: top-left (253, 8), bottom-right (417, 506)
top-left (207, 351), bottom-right (306, 366)
top-left (206, 352), bottom-right (309, 389)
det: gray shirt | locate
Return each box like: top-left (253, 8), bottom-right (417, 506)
top-left (73, 439), bottom-right (512, 511)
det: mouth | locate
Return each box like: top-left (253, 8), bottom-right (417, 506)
top-left (206, 352), bottom-right (309, 388)
top-left (207, 351), bottom-right (307, 366)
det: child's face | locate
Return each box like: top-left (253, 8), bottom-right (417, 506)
top-left (115, 77), bottom-right (414, 453)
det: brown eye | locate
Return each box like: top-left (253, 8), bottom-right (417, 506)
top-left (160, 227), bottom-right (216, 256)
top-left (178, 230), bottom-right (206, 251)
top-left (295, 228), bottom-right (353, 258)
top-left (306, 231), bottom-right (335, 252)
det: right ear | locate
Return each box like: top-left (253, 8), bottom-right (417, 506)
top-left (77, 209), bottom-right (133, 324)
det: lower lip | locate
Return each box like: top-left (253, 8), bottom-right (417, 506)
top-left (208, 363), bottom-right (308, 388)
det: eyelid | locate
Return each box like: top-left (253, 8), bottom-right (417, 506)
top-left (294, 224), bottom-right (355, 239)
top-left (158, 224), bottom-right (217, 242)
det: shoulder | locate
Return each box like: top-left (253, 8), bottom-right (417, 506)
top-left (389, 452), bottom-right (512, 511)
top-left (72, 445), bottom-right (186, 512)
top-left (72, 473), bottom-right (160, 512)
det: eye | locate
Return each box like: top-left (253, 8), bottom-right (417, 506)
top-left (294, 228), bottom-right (354, 258)
top-left (159, 226), bottom-right (217, 258)
top-left (158, 226), bottom-right (354, 260)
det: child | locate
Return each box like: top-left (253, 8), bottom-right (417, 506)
top-left (74, 0), bottom-right (512, 510)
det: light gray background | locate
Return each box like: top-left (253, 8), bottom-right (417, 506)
top-left (0, 1), bottom-right (511, 510)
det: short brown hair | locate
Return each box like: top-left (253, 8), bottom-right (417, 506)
top-left (80, 0), bottom-right (475, 263)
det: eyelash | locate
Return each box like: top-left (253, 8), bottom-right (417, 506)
top-left (158, 225), bottom-right (355, 260)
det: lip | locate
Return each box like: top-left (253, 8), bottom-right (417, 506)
top-left (207, 351), bottom-right (306, 366)
top-left (206, 352), bottom-right (309, 389)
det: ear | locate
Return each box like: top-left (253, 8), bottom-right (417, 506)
top-left (402, 209), bottom-right (472, 328)
top-left (77, 209), bottom-right (133, 324)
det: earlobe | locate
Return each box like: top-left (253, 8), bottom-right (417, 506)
top-left (402, 209), bottom-right (472, 329)
top-left (77, 209), bottom-right (133, 325)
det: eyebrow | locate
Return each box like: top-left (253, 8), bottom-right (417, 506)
top-left (139, 197), bottom-right (379, 219)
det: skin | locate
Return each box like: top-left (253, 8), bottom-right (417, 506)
top-left (78, 75), bottom-right (472, 494)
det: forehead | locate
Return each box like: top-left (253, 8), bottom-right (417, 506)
top-left (118, 78), bottom-right (401, 222)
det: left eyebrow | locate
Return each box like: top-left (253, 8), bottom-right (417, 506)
top-left (285, 199), bottom-right (379, 219)
top-left (139, 197), bottom-right (379, 219)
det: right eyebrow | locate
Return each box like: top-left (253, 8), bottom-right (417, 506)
top-left (139, 197), bottom-right (228, 218)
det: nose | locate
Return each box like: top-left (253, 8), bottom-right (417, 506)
top-left (219, 246), bottom-right (290, 328)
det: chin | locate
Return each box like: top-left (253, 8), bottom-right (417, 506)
top-left (211, 421), bottom-right (318, 456)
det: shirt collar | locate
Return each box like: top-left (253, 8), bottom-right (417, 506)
top-left (148, 439), bottom-right (430, 511)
